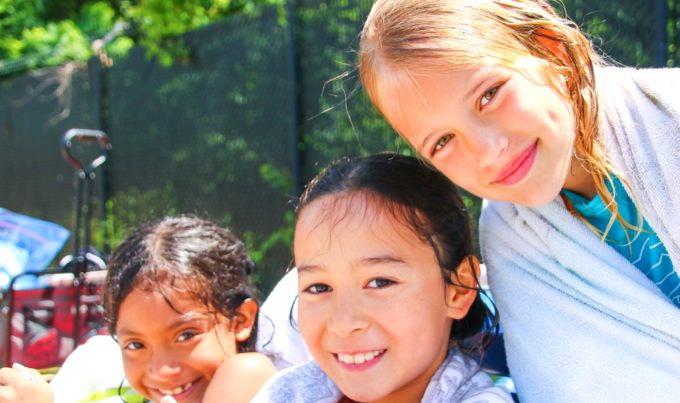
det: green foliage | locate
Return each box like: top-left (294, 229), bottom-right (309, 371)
top-left (0, 0), bottom-right (44, 40)
top-left (0, 0), bottom-right (285, 75)
top-left (556, 0), bottom-right (671, 67)
top-left (669, 0), bottom-right (680, 66)
top-left (77, 1), bottom-right (117, 39)
top-left (260, 163), bottom-right (293, 194)
top-left (0, 1), bottom-right (112, 75)
top-left (242, 209), bottom-right (295, 287)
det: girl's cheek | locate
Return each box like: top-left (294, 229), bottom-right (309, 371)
top-left (298, 304), bottom-right (321, 334)
top-left (496, 85), bottom-right (518, 115)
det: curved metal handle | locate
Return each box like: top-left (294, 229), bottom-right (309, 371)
top-left (61, 128), bottom-right (111, 172)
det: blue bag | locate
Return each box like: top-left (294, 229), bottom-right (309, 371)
top-left (0, 208), bottom-right (70, 290)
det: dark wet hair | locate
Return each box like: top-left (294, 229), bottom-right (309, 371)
top-left (103, 215), bottom-right (258, 352)
top-left (295, 152), bottom-right (497, 353)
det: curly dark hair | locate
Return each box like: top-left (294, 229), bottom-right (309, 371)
top-left (103, 215), bottom-right (258, 352)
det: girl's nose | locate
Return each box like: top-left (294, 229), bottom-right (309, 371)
top-left (327, 293), bottom-right (369, 338)
top-left (467, 128), bottom-right (509, 168)
top-left (148, 352), bottom-right (182, 377)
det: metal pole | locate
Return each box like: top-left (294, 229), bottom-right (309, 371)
top-left (90, 55), bottom-right (113, 254)
top-left (655, 0), bottom-right (669, 67)
top-left (286, 0), bottom-right (303, 200)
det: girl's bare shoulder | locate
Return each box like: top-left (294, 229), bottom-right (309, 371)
top-left (203, 353), bottom-right (277, 403)
top-left (224, 352), bottom-right (277, 375)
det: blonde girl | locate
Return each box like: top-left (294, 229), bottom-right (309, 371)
top-left (359, 0), bottom-right (680, 401)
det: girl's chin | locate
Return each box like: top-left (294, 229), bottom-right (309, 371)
top-left (500, 184), bottom-right (564, 207)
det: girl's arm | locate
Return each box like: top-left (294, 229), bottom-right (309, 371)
top-left (202, 352), bottom-right (277, 403)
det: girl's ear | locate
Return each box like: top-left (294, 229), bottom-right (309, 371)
top-left (444, 256), bottom-right (480, 320)
top-left (232, 298), bottom-right (258, 342)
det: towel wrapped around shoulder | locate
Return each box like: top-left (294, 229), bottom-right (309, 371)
top-left (251, 349), bottom-right (513, 402)
top-left (480, 66), bottom-right (680, 402)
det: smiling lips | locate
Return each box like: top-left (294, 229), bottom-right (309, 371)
top-left (157, 380), bottom-right (195, 398)
top-left (336, 349), bottom-right (385, 365)
top-left (494, 140), bottom-right (538, 186)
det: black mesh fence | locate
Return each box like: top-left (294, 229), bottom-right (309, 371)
top-left (104, 8), bottom-right (295, 291)
top-left (0, 64), bottom-right (102, 257)
top-left (0, 0), bottom-right (676, 293)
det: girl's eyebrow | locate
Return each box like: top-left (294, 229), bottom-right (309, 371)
top-left (173, 312), bottom-right (212, 325)
top-left (298, 255), bottom-right (406, 274)
top-left (464, 70), bottom-right (494, 100)
top-left (166, 313), bottom-right (213, 332)
top-left (361, 255), bottom-right (405, 266)
top-left (296, 263), bottom-right (320, 273)
top-left (116, 327), bottom-right (138, 337)
top-left (116, 313), bottom-right (211, 337)
top-left (417, 131), bottom-right (438, 155)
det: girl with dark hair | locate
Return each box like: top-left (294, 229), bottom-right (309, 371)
top-left (253, 153), bottom-right (511, 402)
top-left (100, 215), bottom-right (276, 403)
top-left (1, 216), bottom-right (277, 403)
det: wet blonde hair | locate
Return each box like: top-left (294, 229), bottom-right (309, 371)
top-left (359, 0), bottom-right (634, 236)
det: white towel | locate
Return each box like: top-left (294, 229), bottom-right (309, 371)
top-left (252, 349), bottom-right (513, 402)
top-left (480, 66), bottom-right (680, 402)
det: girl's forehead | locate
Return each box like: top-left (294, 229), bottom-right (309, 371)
top-left (375, 64), bottom-right (482, 123)
top-left (378, 58), bottom-right (549, 121)
top-left (124, 284), bottom-right (210, 315)
top-left (373, 64), bottom-right (426, 119)
top-left (295, 192), bottom-right (421, 244)
top-left (298, 192), bottom-right (385, 225)
top-left (134, 271), bottom-right (202, 296)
